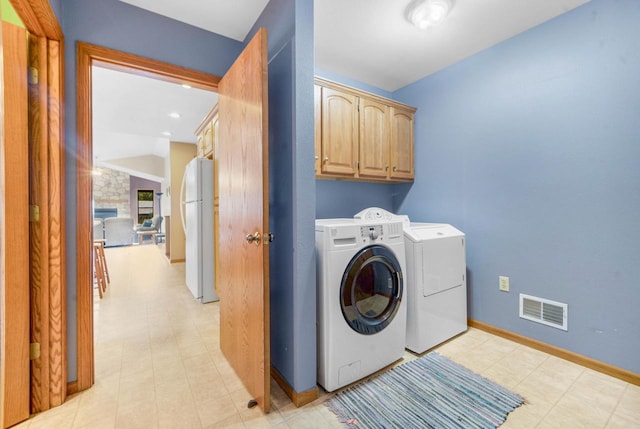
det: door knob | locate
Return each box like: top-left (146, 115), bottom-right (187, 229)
top-left (245, 232), bottom-right (262, 245)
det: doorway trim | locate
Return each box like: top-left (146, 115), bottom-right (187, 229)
top-left (75, 43), bottom-right (220, 391)
top-left (2, 0), bottom-right (65, 423)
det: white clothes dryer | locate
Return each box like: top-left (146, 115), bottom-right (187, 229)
top-left (355, 208), bottom-right (467, 354)
top-left (404, 222), bottom-right (467, 353)
top-left (315, 218), bottom-right (407, 392)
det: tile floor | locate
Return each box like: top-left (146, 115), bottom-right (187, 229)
top-left (13, 244), bottom-right (639, 428)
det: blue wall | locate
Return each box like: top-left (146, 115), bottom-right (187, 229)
top-left (394, 0), bottom-right (640, 374)
top-left (247, 0), bottom-right (317, 393)
top-left (60, 0), bottom-right (243, 381)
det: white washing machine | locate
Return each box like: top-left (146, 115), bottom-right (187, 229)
top-left (315, 218), bottom-right (407, 392)
top-left (355, 208), bottom-right (467, 354)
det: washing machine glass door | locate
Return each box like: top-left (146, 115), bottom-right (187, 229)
top-left (341, 245), bottom-right (403, 335)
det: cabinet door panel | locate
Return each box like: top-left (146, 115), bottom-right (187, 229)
top-left (321, 88), bottom-right (358, 176)
top-left (359, 98), bottom-right (389, 178)
top-left (196, 134), bottom-right (205, 157)
top-left (390, 107), bottom-right (414, 179)
top-left (203, 121), bottom-right (214, 157)
top-left (314, 85), bottom-right (321, 174)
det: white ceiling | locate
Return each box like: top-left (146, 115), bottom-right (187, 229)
top-left (119, 0), bottom-right (270, 42)
top-left (96, 0), bottom-right (590, 176)
top-left (92, 66), bottom-right (218, 165)
top-left (315, 0), bottom-right (590, 91)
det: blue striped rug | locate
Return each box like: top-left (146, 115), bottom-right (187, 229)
top-left (325, 352), bottom-right (525, 428)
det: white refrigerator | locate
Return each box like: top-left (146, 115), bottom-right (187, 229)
top-left (181, 157), bottom-right (218, 303)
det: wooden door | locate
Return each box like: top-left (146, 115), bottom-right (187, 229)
top-left (358, 97), bottom-right (390, 179)
top-left (321, 87), bottom-right (358, 176)
top-left (2, 21), bottom-right (30, 429)
top-left (390, 107), bottom-right (415, 180)
top-left (217, 28), bottom-right (270, 413)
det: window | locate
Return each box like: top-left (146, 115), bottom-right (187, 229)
top-left (137, 190), bottom-right (154, 224)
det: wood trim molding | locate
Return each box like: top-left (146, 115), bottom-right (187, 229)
top-left (9, 0), bottom-right (63, 40)
top-left (66, 381), bottom-right (78, 396)
top-left (75, 42), bottom-right (220, 393)
top-left (468, 319), bottom-right (640, 386)
top-left (46, 38), bottom-right (67, 408)
top-left (75, 42), bottom-right (94, 392)
top-left (28, 33), bottom-right (52, 414)
top-left (81, 43), bottom-right (221, 91)
top-left (270, 366), bottom-right (319, 408)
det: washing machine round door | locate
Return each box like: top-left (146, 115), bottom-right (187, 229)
top-left (340, 245), bottom-right (403, 335)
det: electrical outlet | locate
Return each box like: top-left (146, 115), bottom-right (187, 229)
top-left (499, 276), bottom-right (510, 292)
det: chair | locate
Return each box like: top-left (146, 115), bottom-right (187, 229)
top-left (134, 215), bottom-right (163, 244)
top-left (103, 217), bottom-right (135, 247)
top-left (93, 218), bottom-right (104, 241)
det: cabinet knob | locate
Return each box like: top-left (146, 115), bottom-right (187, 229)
top-left (393, 166), bottom-right (397, 172)
top-left (315, 155), bottom-right (319, 160)
top-left (385, 166), bottom-right (389, 171)
top-left (323, 157), bottom-right (329, 163)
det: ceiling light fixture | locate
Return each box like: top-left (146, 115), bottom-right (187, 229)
top-left (405, 0), bottom-right (453, 29)
top-left (162, 131), bottom-right (172, 137)
top-left (169, 112), bottom-right (181, 119)
top-left (181, 84), bottom-right (192, 89)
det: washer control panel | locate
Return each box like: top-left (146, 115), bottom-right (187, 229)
top-left (360, 225), bottom-right (384, 242)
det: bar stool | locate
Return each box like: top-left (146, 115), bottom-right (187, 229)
top-left (93, 240), bottom-right (109, 298)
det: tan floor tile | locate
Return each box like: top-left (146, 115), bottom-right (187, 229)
top-left (269, 381), bottom-right (294, 412)
top-left (157, 412), bottom-right (202, 429)
top-left (155, 378), bottom-right (193, 404)
top-left (482, 346), bottom-right (548, 390)
top-left (284, 407), bottom-right (340, 429)
top-left (500, 403), bottom-right (547, 428)
top-left (189, 378), bottom-right (231, 404)
top-left (118, 377), bottom-right (156, 411)
top-left (195, 394), bottom-right (241, 427)
top-left (115, 400), bottom-right (158, 429)
top-left (120, 357), bottom-right (155, 378)
top-left (72, 399), bottom-right (118, 429)
top-left (612, 383), bottom-right (640, 424)
top-left (26, 399), bottom-right (80, 429)
top-left (605, 413), bottom-right (640, 429)
top-left (539, 398), bottom-right (611, 429)
top-left (156, 397), bottom-right (201, 429)
top-left (202, 413), bottom-right (246, 429)
top-left (240, 410), bottom-right (286, 428)
top-left (153, 360), bottom-right (188, 383)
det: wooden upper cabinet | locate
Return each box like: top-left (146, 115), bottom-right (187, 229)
top-left (390, 107), bottom-right (414, 180)
top-left (195, 104), bottom-right (219, 159)
top-left (314, 77), bottom-right (416, 183)
top-left (321, 87), bottom-right (358, 176)
top-left (359, 97), bottom-right (390, 179)
top-left (196, 133), bottom-right (205, 158)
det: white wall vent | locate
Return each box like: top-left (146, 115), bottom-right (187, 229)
top-left (519, 294), bottom-right (568, 331)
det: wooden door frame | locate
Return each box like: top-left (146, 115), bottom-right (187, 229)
top-left (1, 0), bottom-right (65, 422)
top-left (75, 43), bottom-right (220, 391)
